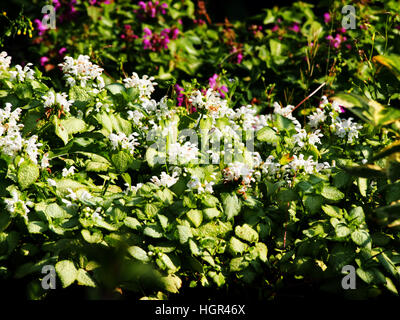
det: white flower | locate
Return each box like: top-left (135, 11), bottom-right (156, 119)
top-left (124, 182), bottom-right (143, 194)
top-left (79, 190), bottom-right (92, 201)
top-left (9, 63), bottom-right (35, 82)
top-left (308, 129), bottom-right (323, 146)
top-left (187, 176), bottom-right (204, 193)
top-left (261, 155), bottom-right (281, 176)
top-left (293, 128), bottom-right (308, 148)
top-left (62, 166), bottom-right (75, 177)
top-left (123, 72), bottom-right (157, 99)
top-left (109, 132), bottom-right (140, 154)
top-left (42, 91), bottom-right (74, 113)
top-left (150, 171), bottom-right (179, 188)
top-left (47, 178), bottom-right (57, 187)
top-left (0, 51), bottom-right (11, 74)
top-left (307, 108), bottom-right (326, 128)
top-left (4, 190), bottom-right (30, 214)
top-left (223, 162), bottom-right (254, 185)
top-left (273, 102), bottom-right (301, 128)
top-left (59, 55), bottom-right (104, 88)
top-left (66, 188), bottom-right (77, 201)
top-left (332, 117), bottom-right (363, 143)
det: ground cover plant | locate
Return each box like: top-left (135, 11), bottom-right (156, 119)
top-left (1, 0), bottom-right (400, 300)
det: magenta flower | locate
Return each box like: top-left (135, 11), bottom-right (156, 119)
top-left (290, 23), bottom-right (300, 33)
top-left (175, 84), bottom-right (184, 106)
top-left (323, 13), bottom-right (331, 24)
top-left (34, 19), bottom-right (48, 36)
top-left (271, 25), bottom-right (279, 32)
top-left (208, 74), bottom-right (229, 98)
top-left (58, 47), bottom-right (67, 55)
top-left (237, 52), bottom-right (243, 64)
top-left (40, 56), bottom-right (49, 66)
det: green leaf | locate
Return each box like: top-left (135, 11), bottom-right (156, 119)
top-left (222, 192), bottom-right (241, 220)
top-left (203, 208), bottom-right (221, 220)
top-left (321, 186), bottom-right (344, 202)
top-left (128, 246), bottom-right (150, 262)
top-left (277, 189), bottom-right (298, 202)
top-left (76, 269), bottom-right (96, 287)
top-left (322, 204), bottom-right (342, 218)
top-left (143, 225), bottom-right (163, 238)
top-left (186, 209), bottom-right (203, 228)
top-left (55, 260), bottom-right (78, 288)
top-left (177, 225), bottom-right (192, 244)
top-left (335, 222), bottom-right (351, 238)
top-left (105, 83), bottom-right (126, 95)
top-left (235, 224), bottom-right (259, 243)
top-left (256, 126), bottom-right (278, 144)
top-left (61, 117), bottom-right (87, 135)
top-left (46, 203), bottom-right (70, 219)
top-left (348, 207), bottom-right (365, 224)
top-left (351, 230), bottom-right (371, 247)
top-left (124, 217), bottom-right (141, 230)
top-left (17, 160), bottom-right (39, 190)
top-left (162, 274), bottom-right (182, 293)
top-left (53, 116), bottom-right (69, 145)
top-left (304, 195), bottom-right (323, 214)
top-left (27, 221), bottom-right (47, 234)
top-left (230, 257), bottom-right (249, 272)
top-left (111, 151), bottom-right (131, 172)
top-left (228, 237), bottom-right (248, 255)
top-left (81, 229), bottom-right (102, 244)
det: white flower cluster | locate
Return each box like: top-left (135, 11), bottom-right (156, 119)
top-left (168, 141), bottom-right (199, 164)
top-left (261, 155), bottom-right (281, 176)
top-left (0, 51), bottom-right (11, 74)
top-left (223, 161), bottom-right (255, 185)
top-left (229, 105), bottom-right (270, 131)
top-left (123, 72), bottom-right (157, 99)
top-left (150, 171), bottom-right (179, 188)
top-left (9, 63), bottom-right (35, 82)
top-left (108, 132), bottom-right (140, 154)
top-left (0, 103), bottom-right (43, 164)
top-left (293, 127), bottom-right (323, 149)
top-left (331, 117), bottom-right (363, 143)
top-left (4, 190), bottom-right (33, 215)
top-left (187, 175), bottom-right (215, 194)
top-left (59, 55), bottom-right (105, 88)
top-left (286, 154), bottom-right (330, 174)
top-left (42, 91), bottom-right (74, 113)
top-left (189, 89), bottom-right (233, 119)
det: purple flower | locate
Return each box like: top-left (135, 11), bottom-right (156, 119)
top-left (175, 84), bottom-right (184, 106)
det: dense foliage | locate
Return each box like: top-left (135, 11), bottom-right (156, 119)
top-left (1, 0), bottom-right (400, 300)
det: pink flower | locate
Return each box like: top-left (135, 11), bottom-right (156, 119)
top-left (175, 84), bottom-right (184, 106)
top-left (40, 56), bottom-right (49, 66)
top-left (290, 23), bottom-right (300, 33)
top-left (34, 19), bottom-right (48, 36)
top-left (58, 47), bottom-right (67, 55)
top-left (271, 25), bottom-right (279, 32)
top-left (237, 52), bottom-right (243, 64)
top-left (323, 13), bottom-right (331, 24)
